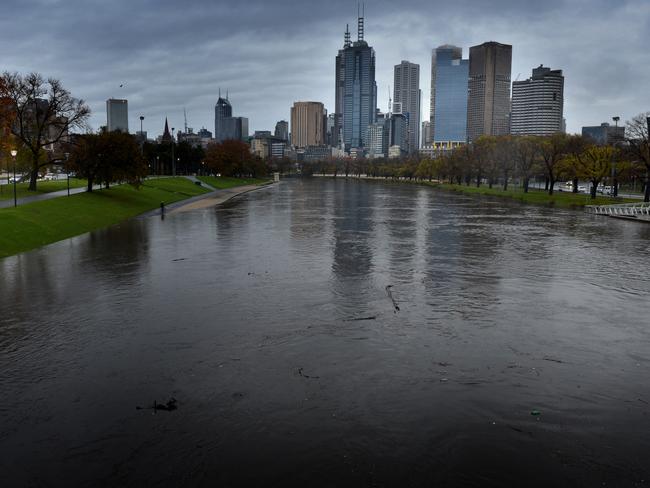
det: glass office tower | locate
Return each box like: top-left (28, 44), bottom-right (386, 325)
top-left (430, 45), bottom-right (469, 146)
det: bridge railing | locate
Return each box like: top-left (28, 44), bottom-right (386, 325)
top-left (585, 202), bottom-right (650, 216)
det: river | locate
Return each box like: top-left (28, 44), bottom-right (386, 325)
top-left (1, 178), bottom-right (649, 487)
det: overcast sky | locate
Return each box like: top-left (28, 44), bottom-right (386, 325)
top-left (2, 0), bottom-right (649, 138)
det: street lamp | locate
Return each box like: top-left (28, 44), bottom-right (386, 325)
top-left (65, 153), bottom-right (71, 196)
top-left (612, 116), bottom-right (620, 197)
top-left (10, 149), bottom-right (17, 207)
top-left (171, 127), bottom-right (176, 176)
top-left (156, 155), bottom-right (160, 175)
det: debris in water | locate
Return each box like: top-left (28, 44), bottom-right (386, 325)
top-left (530, 409), bottom-right (541, 416)
top-left (136, 397), bottom-right (178, 412)
top-left (542, 357), bottom-right (564, 364)
top-left (298, 367), bottom-right (320, 379)
top-left (385, 285), bottom-right (400, 312)
top-left (344, 316), bottom-right (377, 322)
top-left (172, 258), bottom-right (186, 262)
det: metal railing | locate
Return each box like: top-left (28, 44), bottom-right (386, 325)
top-left (586, 202), bottom-right (650, 218)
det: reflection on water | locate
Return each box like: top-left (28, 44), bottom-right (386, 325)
top-left (1, 178), bottom-right (650, 487)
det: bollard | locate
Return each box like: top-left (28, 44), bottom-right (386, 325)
top-left (160, 201), bottom-right (165, 220)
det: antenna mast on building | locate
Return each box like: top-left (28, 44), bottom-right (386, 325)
top-left (357, 2), bottom-right (364, 41)
top-left (388, 86), bottom-right (392, 115)
top-left (344, 24), bottom-right (351, 47)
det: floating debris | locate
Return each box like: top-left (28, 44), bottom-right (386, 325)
top-left (136, 397), bottom-right (177, 412)
top-left (343, 316), bottom-right (377, 322)
top-left (530, 409), bottom-right (541, 416)
top-left (385, 285), bottom-right (400, 312)
top-left (172, 258), bottom-right (186, 262)
top-left (298, 367), bottom-right (320, 379)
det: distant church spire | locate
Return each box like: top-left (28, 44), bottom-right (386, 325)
top-left (162, 117), bottom-right (172, 143)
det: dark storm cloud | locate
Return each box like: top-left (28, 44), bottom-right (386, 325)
top-left (2, 0), bottom-right (648, 136)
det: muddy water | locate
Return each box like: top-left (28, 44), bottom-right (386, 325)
top-left (1, 178), bottom-right (649, 487)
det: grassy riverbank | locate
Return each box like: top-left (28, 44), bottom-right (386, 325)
top-left (422, 182), bottom-right (636, 208)
top-left (0, 178), bottom-right (87, 201)
top-left (197, 176), bottom-right (270, 189)
top-left (0, 177), bottom-right (209, 258)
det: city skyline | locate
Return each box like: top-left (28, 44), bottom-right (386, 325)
top-left (2, 0), bottom-right (648, 137)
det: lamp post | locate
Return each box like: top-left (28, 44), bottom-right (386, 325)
top-left (10, 149), bottom-right (17, 207)
top-left (156, 155), bottom-right (160, 176)
top-left (612, 116), bottom-right (620, 197)
top-left (139, 115), bottom-right (145, 148)
top-left (65, 152), bottom-right (70, 196)
top-left (171, 127), bottom-right (176, 176)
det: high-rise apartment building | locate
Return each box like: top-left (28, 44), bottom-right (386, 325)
top-left (466, 41), bottom-right (512, 142)
top-left (393, 60), bottom-right (421, 153)
top-left (511, 66), bottom-right (564, 136)
top-left (290, 101), bottom-right (326, 148)
top-left (106, 99), bottom-right (128, 132)
top-left (430, 45), bottom-right (469, 146)
top-left (334, 13), bottom-right (377, 152)
top-left (214, 95), bottom-right (232, 142)
top-left (274, 120), bottom-right (289, 141)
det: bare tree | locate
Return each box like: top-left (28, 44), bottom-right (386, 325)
top-left (625, 112), bottom-right (650, 202)
top-left (0, 72), bottom-right (90, 191)
top-left (513, 136), bottom-right (539, 193)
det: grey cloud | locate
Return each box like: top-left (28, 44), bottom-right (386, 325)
top-left (1, 0), bottom-right (648, 136)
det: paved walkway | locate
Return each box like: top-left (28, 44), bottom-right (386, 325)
top-left (0, 185), bottom-right (94, 209)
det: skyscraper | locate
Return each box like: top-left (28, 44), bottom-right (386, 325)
top-left (511, 65), bottom-right (564, 136)
top-left (274, 120), bottom-right (289, 141)
top-left (430, 45), bottom-right (469, 146)
top-left (334, 11), bottom-right (377, 152)
top-left (421, 121), bottom-right (431, 146)
top-left (106, 98), bottom-right (128, 132)
top-left (466, 41), bottom-right (512, 142)
top-left (290, 101), bottom-right (326, 148)
top-left (393, 60), bottom-right (421, 152)
top-left (214, 94), bottom-right (232, 143)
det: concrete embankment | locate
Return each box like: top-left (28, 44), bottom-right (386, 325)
top-left (168, 183), bottom-right (273, 214)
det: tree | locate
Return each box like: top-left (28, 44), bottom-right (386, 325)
top-left (513, 136), bottom-right (539, 193)
top-left (539, 133), bottom-right (570, 195)
top-left (562, 134), bottom-right (590, 193)
top-left (566, 145), bottom-right (614, 199)
top-left (69, 130), bottom-right (147, 192)
top-left (0, 72), bottom-right (90, 191)
top-left (625, 112), bottom-right (650, 202)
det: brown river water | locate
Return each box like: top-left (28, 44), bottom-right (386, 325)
top-left (1, 178), bottom-right (650, 487)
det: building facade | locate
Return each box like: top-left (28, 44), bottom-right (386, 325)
top-left (334, 15), bottom-right (377, 152)
top-left (582, 123), bottom-right (626, 145)
top-left (290, 101), bottom-right (326, 148)
top-left (430, 45), bottom-right (469, 145)
top-left (393, 60), bottom-right (421, 153)
top-left (106, 98), bottom-right (128, 132)
top-left (511, 65), bottom-right (564, 136)
top-left (466, 41), bottom-right (512, 142)
top-left (421, 121), bottom-right (431, 146)
top-left (274, 120), bottom-right (289, 141)
top-left (214, 96), bottom-right (232, 142)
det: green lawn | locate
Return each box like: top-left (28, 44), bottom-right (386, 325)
top-left (197, 176), bottom-right (270, 189)
top-left (0, 178), bottom-right (209, 258)
top-left (0, 178), bottom-right (86, 201)
top-left (425, 182), bottom-right (637, 208)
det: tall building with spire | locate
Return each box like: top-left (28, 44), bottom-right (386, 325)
top-left (214, 91), bottom-right (232, 143)
top-left (161, 117), bottom-right (172, 143)
top-left (334, 8), bottom-right (377, 152)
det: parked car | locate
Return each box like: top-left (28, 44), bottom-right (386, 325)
top-left (8, 175), bottom-right (26, 183)
top-left (43, 173), bottom-right (57, 181)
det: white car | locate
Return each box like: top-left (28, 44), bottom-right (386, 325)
top-left (43, 173), bottom-right (57, 181)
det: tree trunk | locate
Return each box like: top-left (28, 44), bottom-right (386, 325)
top-left (590, 180), bottom-right (598, 199)
top-left (645, 172), bottom-right (650, 203)
top-left (87, 176), bottom-right (93, 193)
top-left (476, 171), bottom-right (482, 187)
top-left (548, 178), bottom-right (555, 195)
top-left (523, 177), bottom-right (530, 193)
top-left (503, 174), bottom-right (509, 191)
top-left (544, 177), bottom-right (549, 191)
